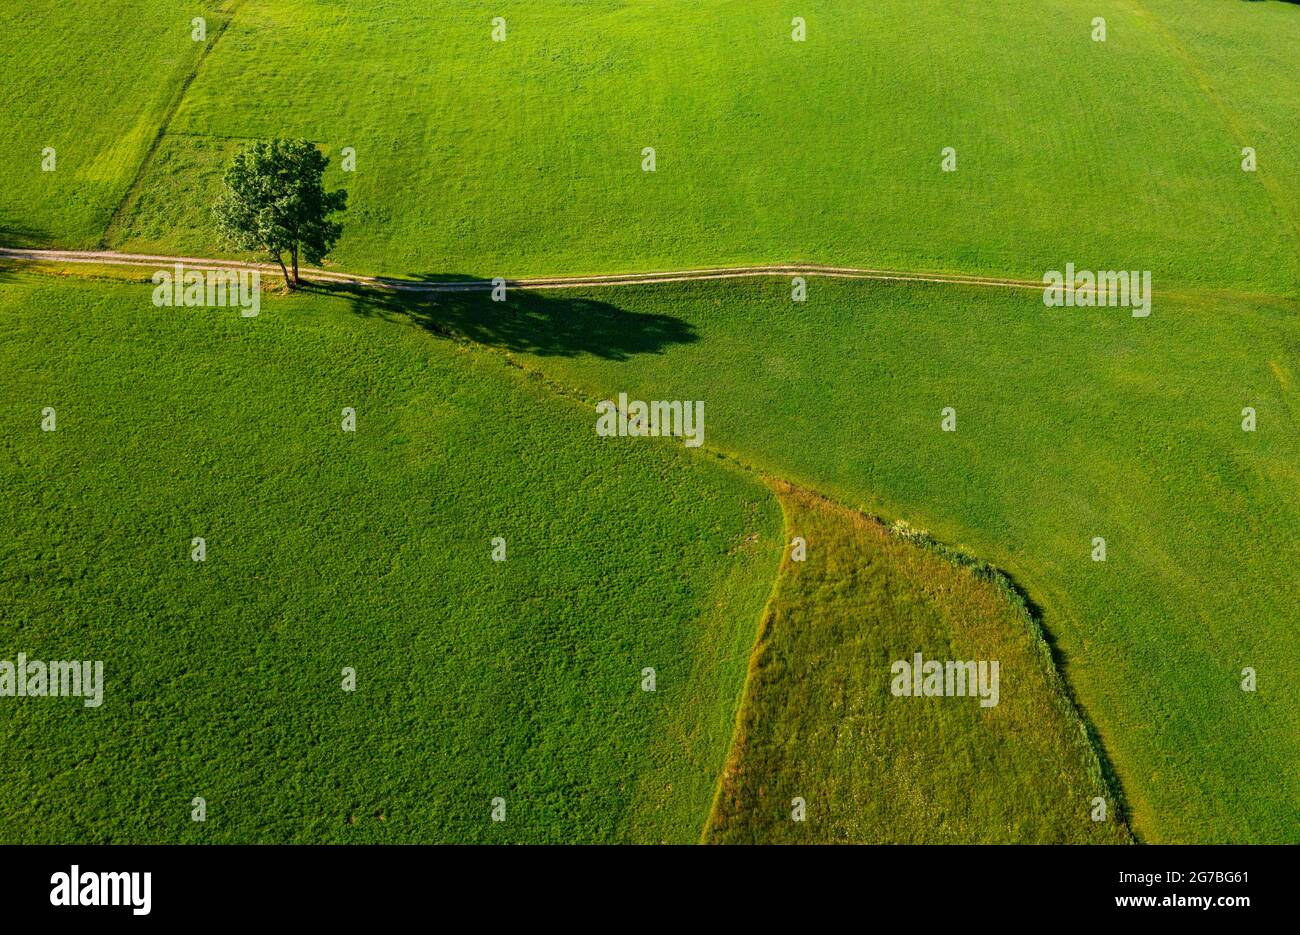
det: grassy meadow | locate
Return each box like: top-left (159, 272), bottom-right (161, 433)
top-left (1, 0), bottom-right (1296, 845)
top-left (0, 272), bottom-right (783, 842)
top-left (483, 277), bottom-right (1299, 844)
top-left (0, 1), bottom-right (227, 246)
top-left (707, 481), bottom-right (1129, 844)
top-left (4, 1), bottom-right (1296, 291)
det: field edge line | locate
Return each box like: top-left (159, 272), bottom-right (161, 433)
top-left (696, 478), bottom-right (1137, 845)
top-left (698, 475), bottom-right (794, 845)
top-left (98, 0), bottom-right (249, 248)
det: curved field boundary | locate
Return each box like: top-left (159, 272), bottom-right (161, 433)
top-left (703, 479), bottom-right (1132, 844)
top-left (458, 336), bottom-right (1138, 844)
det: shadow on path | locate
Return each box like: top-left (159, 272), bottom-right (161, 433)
top-left (304, 273), bottom-right (698, 361)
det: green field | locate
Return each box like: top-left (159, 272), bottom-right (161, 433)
top-left (4, 1), bottom-right (1297, 292)
top-left (0, 273), bottom-right (783, 842)
top-left (707, 482), bottom-right (1129, 844)
top-left (0, 1), bottom-right (226, 247)
top-left (2, 270), bottom-right (1142, 844)
top-left (483, 277), bottom-right (1300, 843)
top-left (1, 0), bottom-right (1296, 845)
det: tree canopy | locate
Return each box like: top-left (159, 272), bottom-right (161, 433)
top-left (214, 139), bottom-right (347, 288)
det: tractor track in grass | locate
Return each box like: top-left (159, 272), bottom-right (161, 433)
top-left (98, 1), bottom-right (247, 248)
top-left (1, 247), bottom-right (1063, 295)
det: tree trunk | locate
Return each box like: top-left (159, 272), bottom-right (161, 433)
top-left (273, 251), bottom-right (292, 289)
top-left (291, 244), bottom-right (300, 286)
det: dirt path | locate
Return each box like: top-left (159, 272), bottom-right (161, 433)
top-left (0, 247), bottom-right (1054, 295)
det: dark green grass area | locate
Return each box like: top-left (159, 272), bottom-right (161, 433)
top-left (102, 134), bottom-right (248, 255)
top-left (0, 273), bottom-right (782, 842)
top-left (707, 481), bottom-right (1130, 844)
top-left (475, 277), bottom-right (1300, 843)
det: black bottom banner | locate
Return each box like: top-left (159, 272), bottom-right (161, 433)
top-left (0, 843), bottom-right (1285, 923)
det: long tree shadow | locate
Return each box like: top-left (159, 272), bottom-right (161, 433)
top-left (304, 273), bottom-right (698, 360)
